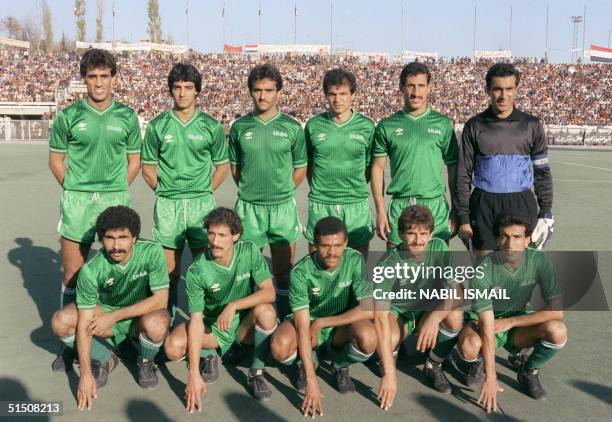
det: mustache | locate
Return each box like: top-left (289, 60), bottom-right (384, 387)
top-left (109, 249), bottom-right (126, 254)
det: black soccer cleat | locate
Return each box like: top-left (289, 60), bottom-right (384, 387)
top-left (518, 365), bottom-right (547, 400)
top-left (296, 353), bottom-right (319, 391)
top-left (248, 368), bottom-right (273, 401)
top-left (424, 358), bottom-right (452, 394)
top-left (334, 367), bottom-right (356, 395)
top-left (137, 357), bottom-right (159, 389)
top-left (51, 345), bottom-right (75, 372)
top-left (199, 355), bottom-right (220, 384)
top-left (508, 349), bottom-right (531, 369)
top-left (90, 354), bottom-right (119, 389)
top-left (464, 360), bottom-right (484, 389)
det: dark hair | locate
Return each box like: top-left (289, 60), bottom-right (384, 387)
top-left (399, 62), bottom-right (431, 88)
top-left (96, 206), bottom-right (141, 241)
top-left (493, 213), bottom-right (533, 237)
top-left (398, 205), bottom-right (434, 234)
top-left (313, 216), bottom-right (348, 244)
top-left (247, 63), bottom-right (283, 91)
top-left (204, 207), bottom-right (243, 236)
top-left (167, 62), bottom-right (202, 93)
top-left (80, 49), bottom-right (117, 78)
top-left (323, 68), bottom-right (357, 95)
top-left (485, 62), bottom-right (520, 90)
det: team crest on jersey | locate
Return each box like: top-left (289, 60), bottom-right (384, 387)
top-left (311, 287), bottom-right (321, 295)
top-left (211, 283), bottom-right (221, 292)
top-left (106, 125), bottom-right (123, 133)
top-left (164, 134), bottom-right (174, 143)
top-left (519, 279), bottom-right (536, 287)
top-left (350, 133), bottom-right (365, 142)
top-left (394, 128), bottom-right (404, 136)
top-left (235, 272), bottom-right (251, 282)
top-left (78, 122), bottom-right (87, 131)
top-left (131, 271), bottom-right (148, 281)
top-left (106, 278), bottom-right (114, 287)
top-left (317, 133), bottom-right (327, 141)
top-left (338, 280), bottom-right (352, 288)
top-left (273, 130), bottom-right (289, 138)
top-left (244, 131), bottom-right (253, 140)
top-left (187, 133), bottom-right (204, 141)
top-left (427, 128), bottom-right (442, 136)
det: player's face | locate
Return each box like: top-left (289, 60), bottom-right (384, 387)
top-left (325, 82), bottom-right (354, 116)
top-left (315, 233), bottom-right (348, 270)
top-left (171, 80), bottom-right (198, 111)
top-left (207, 224), bottom-right (240, 260)
top-left (84, 67), bottom-right (115, 104)
top-left (488, 76), bottom-right (517, 115)
top-left (400, 224), bottom-right (433, 258)
top-left (250, 78), bottom-right (280, 113)
top-left (497, 225), bottom-right (530, 254)
top-left (102, 228), bottom-right (136, 265)
top-left (401, 73), bottom-right (430, 112)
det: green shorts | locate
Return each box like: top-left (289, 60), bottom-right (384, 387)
top-left (390, 309), bottom-right (424, 336)
top-left (464, 312), bottom-right (524, 355)
top-left (58, 190), bottom-right (131, 244)
top-left (153, 195), bottom-right (216, 250)
top-left (206, 313), bottom-right (244, 356)
top-left (305, 199), bottom-right (374, 247)
top-left (101, 305), bottom-right (135, 348)
top-left (236, 198), bottom-right (301, 248)
top-left (285, 313), bottom-right (336, 348)
top-left (387, 195), bottom-right (451, 245)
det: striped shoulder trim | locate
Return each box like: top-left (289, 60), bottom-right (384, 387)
top-left (49, 147), bottom-right (67, 153)
top-left (151, 284), bottom-right (170, 291)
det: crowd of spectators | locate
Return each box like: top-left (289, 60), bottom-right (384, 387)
top-left (0, 49), bottom-right (610, 126)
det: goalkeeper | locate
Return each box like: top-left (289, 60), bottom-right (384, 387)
top-left (455, 63), bottom-right (553, 255)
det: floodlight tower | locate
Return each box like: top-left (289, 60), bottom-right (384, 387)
top-left (571, 15), bottom-right (583, 63)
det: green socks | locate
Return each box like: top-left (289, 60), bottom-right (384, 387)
top-left (251, 324), bottom-right (277, 370)
top-left (429, 326), bottom-right (460, 363)
top-left (60, 284), bottom-right (76, 308)
top-left (137, 333), bottom-right (163, 361)
top-left (332, 342), bottom-right (373, 369)
top-left (525, 338), bottom-right (566, 370)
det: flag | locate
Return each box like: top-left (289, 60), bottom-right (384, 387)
top-left (589, 44), bottom-right (612, 63)
top-left (294, 4), bottom-right (298, 16)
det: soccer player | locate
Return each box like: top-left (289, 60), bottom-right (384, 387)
top-left (228, 63), bottom-right (307, 317)
top-left (164, 207), bottom-right (277, 407)
top-left (456, 63), bottom-right (554, 255)
top-left (372, 62), bottom-right (458, 249)
top-left (142, 63), bottom-right (228, 320)
top-left (456, 214), bottom-right (566, 411)
top-left (374, 205), bottom-right (463, 410)
top-left (50, 206), bottom-right (170, 410)
top-left (48, 49), bottom-right (141, 370)
top-left (304, 68), bottom-right (375, 258)
top-left (270, 217), bottom-right (376, 418)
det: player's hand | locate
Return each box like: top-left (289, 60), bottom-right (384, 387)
top-left (377, 373), bottom-right (397, 411)
top-left (493, 318), bottom-right (514, 334)
top-left (77, 373), bottom-right (98, 411)
top-left (478, 377), bottom-right (503, 413)
top-left (216, 302), bottom-right (237, 332)
top-left (449, 213), bottom-right (458, 238)
top-left (376, 212), bottom-right (391, 242)
top-left (185, 373), bottom-right (208, 413)
top-left (458, 224), bottom-right (473, 250)
top-left (301, 378), bottom-right (324, 418)
top-left (309, 320), bottom-right (322, 347)
top-left (416, 317), bottom-right (440, 352)
top-left (88, 311), bottom-right (116, 337)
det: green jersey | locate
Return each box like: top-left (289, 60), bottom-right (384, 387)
top-left (49, 100), bottom-right (141, 192)
top-left (470, 248), bottom-right (561, 319)
top-left (186, 241), bottom-right (272, 320)
top-left (375, 238), bottom-right (456, 313)
top-left (141, 110), bottom-right (228, 199)
top-left (76, 240), bottom-right (169, 310)
top-left (305, 111), bottom-right (375, 204)
top-left (372, 107), bottom-right (458, 199)
top-left (228, 111), bottom-right (307, 205)
top-left (289, 248), bottom-right (372, 318)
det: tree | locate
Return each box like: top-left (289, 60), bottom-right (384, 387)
top-left (41, 0), bottom-right (54, 51)
top-left (0, 16), bottom-right (23, 39)
top-left (74, 0), bottom-right (86, 41)
top-left (96, 0), bottom-right (104, 42)
top-left (147, 0), bottom-right (163, 43)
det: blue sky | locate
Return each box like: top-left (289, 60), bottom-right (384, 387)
top-left (3, 0), bottom-right (611, 62)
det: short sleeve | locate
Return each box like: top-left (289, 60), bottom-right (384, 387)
top-left (372, 122), bottom-right (389, 157)
top-left (148, 244), bottom-right (170, 291)
top-left (76, 264), bottom-right (99, 309)
top-left (292, 125), bottom-right (307, 168)
top-left (126, 111), bottom-right (142, 154)
top-left (442, 120), bottom-right (459, 166)
top-left (49, 111), bottom-right (69, 153)
top-left (365, 121), bottom-right (376, 167)
top-left (289, 268), bottom-right (310, 313)
top-left (228, 123), bottom-right (240, 165)
top-left (537, 254), bottom-right (561, 302)
top-left (351, 252), bottom-right (372, 301)
top-left (210, 122), bottom-right (229, 165)
top-left (141, 123), bottom-right (160, 164)
top-left (186, 264), bottom-right (205, 313)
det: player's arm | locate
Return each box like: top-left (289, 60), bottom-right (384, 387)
top-left (292, 125), bottom-right (308, 188)
top-left (417, 279), bottom-right (464, 351)
top-left (126, 112), bottom-right (142, 185)
top-left (531, 121), bottom-right (553, 217)
top-left (76, 308), bottom-right (97, 411)
top-left (216, 279), bottom-right (275, 331)
top-left (374, 306), bottom-right (397, 411)
top-left (456, 122), bottom-right (476, 240)
top-left (49, 152), bottom-right (67, 186)
top-left (228, 124), bottom-right (241, 186)
top-left (141, 164), bottom-right (158, 191)
top-left (127, 153), bottom-right (141, 185)
top-left (185, 311), bottom-right (207, 413)
top-left (211, 162), bottom-right (229, 190)
top-left (312, 299), bottom-right (374, 331)
top-left (371, 156), bottom-right (389, 241)
top-left (210, 123), bottom-right (230, 190)
top-left (296, 308), bottom-right (324, 418)
top-left (230, 164), bottom-right (240, 185)
top-left (477, 310), bottom-right (503, 413)
top-left (293, 165), bottom-right (307, 187)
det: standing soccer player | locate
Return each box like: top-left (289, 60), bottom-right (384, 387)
top-left (164, 208), bottom-right (277, 406)
top-left (51, 206), bottom-right (170, 410)
top-left (372, 62), bottom-right (458, 249)
top-left (228, 63), bottom-right (307, 317)
top-left (141, 63), bottom-right (228, 320)
top-left (48, 49), bottom-right (141, 370)
top-left (456, 63), bottom-right (554, 255)
top-left (304, 68), bottom-right (375, 257)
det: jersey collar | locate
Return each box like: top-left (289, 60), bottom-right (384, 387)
top-left (207, 248), bottom-right (236, 271)
top-left (483, 106), bottom-right (522, 122)
top-left (327, 110), bottom-right (355, 128)
top-left (313, 251), bottom-right (344, 277)
top-left (252, 110), bottom-right (282, 126)
top-left (83, 99), bottom-right (115, 116)
top-left (171, 109), bottom-right (199, 127)
top-left (401, 106), bottom-right (431, 121)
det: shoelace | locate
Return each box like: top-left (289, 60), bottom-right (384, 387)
top-left (139, 360), bottom-right (156, 379)
top-left (337, 369), bottom-right (351, 386)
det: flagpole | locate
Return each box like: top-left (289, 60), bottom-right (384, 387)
top-left (222, 1), bottom-right (226, 47)
top-left (294, 2), bottom-right (297, 45)
top-left (112, 0), bottom-right (116, 44)
top-left (186, 0), bottom-right (189, 47)
top-left (258, 2), bottom-right (262, 45)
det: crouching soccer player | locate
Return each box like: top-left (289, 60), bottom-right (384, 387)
top-left (374, 205), bottom-right (463, 410)
top-left (51, 206), bottom-right (170, 410)
top-left (457, 213), bottom-right (566, 412)
top-left (270, 217), bottom-right (376, 418)
top-left (164, 207), bottom-right (277, 409)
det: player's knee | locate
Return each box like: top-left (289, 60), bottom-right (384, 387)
top-left (443, 310), bottom-right (464, 332)
top-left (389, 329), bottom-right (401, 350)
top-left (270, 332), bottom-right (295, 361)
top-left (542, 320), bottom-right (567, 344)
top-left (141, 311), bottom-right (170, 342)
top-left (355, 324), bottom-right (378, 354)
top-left (51, 306), bottom-right (76, 336)
top-left (253, 303), bottom-right (276, 327)
top-left (458, 331), bottom-right (481, 360)
top-left (164, 333), bottom-right (186, 361)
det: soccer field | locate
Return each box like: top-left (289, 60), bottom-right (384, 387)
top-left (0, 145), bottom-right (610, 421)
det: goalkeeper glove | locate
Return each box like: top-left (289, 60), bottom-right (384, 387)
top-left (531, 213), bottom-right (554, 250)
